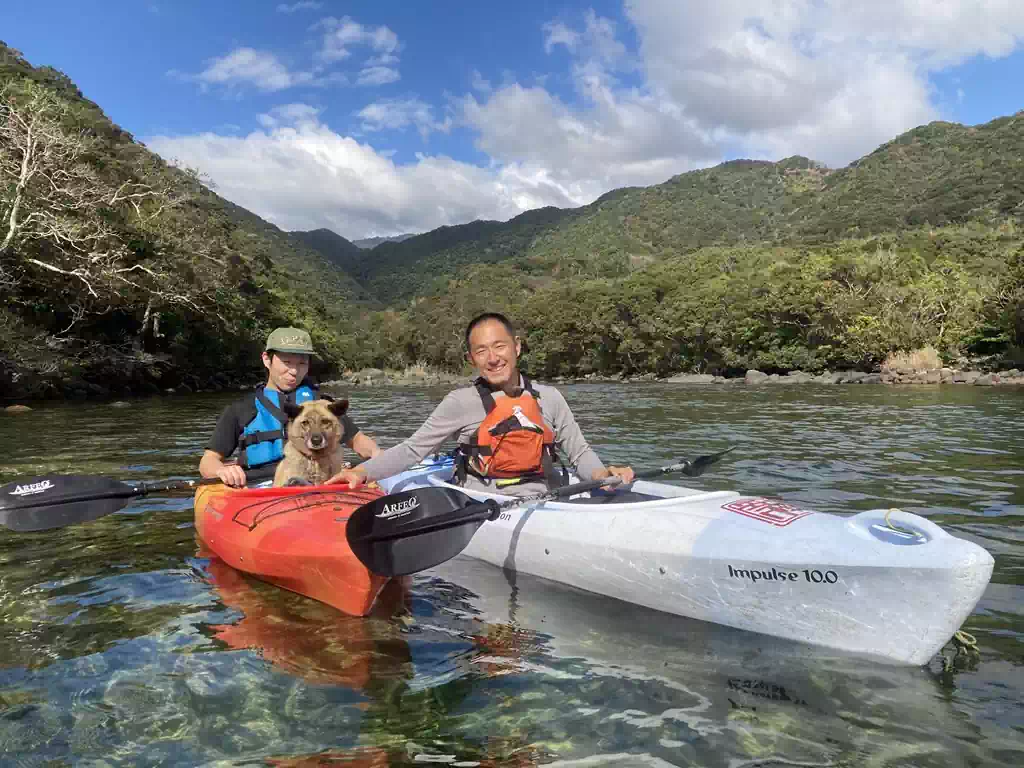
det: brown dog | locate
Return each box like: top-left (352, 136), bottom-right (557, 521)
top-left (273, 398), bottom-right (351, 487)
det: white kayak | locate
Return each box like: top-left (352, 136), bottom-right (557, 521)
top-left (379, 457), bottom-right (994, 666)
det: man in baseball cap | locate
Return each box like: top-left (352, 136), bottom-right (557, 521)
top-left (198, 326), bottom-right (378, 487)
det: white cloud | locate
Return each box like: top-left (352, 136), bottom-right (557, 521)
top-left (147, 109), bottom-right (581, 238)
top-left (257, 103), bottom-right (322, 129)
top-left (316, 16), bottom-right (401, 64)
top-left (180, 48), bottom-right (318, 92)
top-left (461, 9), bottom-right (718, 192)
top-left (544, 11), bottom-right (631, 80)
top-left (357, 66), bottom-right (401, 86)
top-left (470, 70), bottom-right (492, 93)
top-left (621, 0), bottom-right (1024, 165)
top-left (365, 53), bottom-right (400, 67)
top-left (175, 16), bottom-right (403, 96)
top-left (457, 0), bottom-right (1024, 187)
top-left (543, 21), bottom-right (580, 53)
top-left (461, 80), bottom-right (716, 194)
top-left (276, 1), bottom-right (322, 13)
top-left (357, 98), bottom-right (452, 138)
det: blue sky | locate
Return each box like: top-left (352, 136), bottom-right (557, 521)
top-left (2, 1), bottom-right (1022, 239)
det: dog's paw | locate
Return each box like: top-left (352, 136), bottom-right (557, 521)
top-left (285, 477), bottom-right (313, 487)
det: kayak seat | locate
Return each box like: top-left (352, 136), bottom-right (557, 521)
top-left (563, 490), bottom-right (662, 505)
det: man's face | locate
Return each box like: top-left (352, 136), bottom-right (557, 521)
top-left (262, 351), bottom-right (310, 392)
top-left (467, 319), bottom-right (521, 389)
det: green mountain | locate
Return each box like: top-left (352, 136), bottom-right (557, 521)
top-left (353, 234), bottom-right (416, 249)
top-left (289, 227), bottom-right (370, 277)
top-left (341, 114), bottom-right (1023, 375)
top-left (354, 115), bottom-right (1024, 306)
top-left (353, 205), bottom-right (579, 303)
top-left (0, 42), bottom-right (373, 398)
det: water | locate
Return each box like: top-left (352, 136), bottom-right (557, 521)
top-left (1, 383), bottom-right (1022, 767)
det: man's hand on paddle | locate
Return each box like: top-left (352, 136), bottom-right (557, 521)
top-left (199, 450), bottom-right (248, 488)
top-left (217, 464), bottom-right (248, 488)
top-left (328, 466), bottom-right (368, 489)
top-left (593, 465), bottom-right (635, 485)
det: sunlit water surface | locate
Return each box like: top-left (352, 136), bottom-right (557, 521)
top-left (1, 382), bottom-right (1022, 767)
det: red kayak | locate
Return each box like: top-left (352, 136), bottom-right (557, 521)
top-left (194, 483), bottom-right (392, 616)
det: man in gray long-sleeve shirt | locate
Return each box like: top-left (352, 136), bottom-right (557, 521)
top-left (327, 312), bottom-right (634, 496)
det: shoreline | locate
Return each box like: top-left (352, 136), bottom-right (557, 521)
top-left (322, 365), bottom-right (1024, 389)
top-left (4, 365), bottom-right (1023, 412)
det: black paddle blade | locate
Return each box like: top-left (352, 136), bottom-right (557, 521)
top-left (680, 447), bottom-right (736, 477)
top-left (346, 487), bottom-right (484, 576)
top-left (0, 475), bottom-right (136, 531)
top-left (1, 496), bottom-right (132, 532)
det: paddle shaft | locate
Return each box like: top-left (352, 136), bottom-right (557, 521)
top-left (362, 459), bottom-right (695, 544)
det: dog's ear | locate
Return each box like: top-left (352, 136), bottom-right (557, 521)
top-left (327, 398), bottom-right (349, 418)
top-left (282, 401), bottom-right (304, 421)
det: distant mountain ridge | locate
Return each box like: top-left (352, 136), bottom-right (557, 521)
top-left (345, 113), bottom-right (1024, 306)
top-left (353, 234), bottom-right (416, 249)
top-left (289, 228), bottom-right (366, 274)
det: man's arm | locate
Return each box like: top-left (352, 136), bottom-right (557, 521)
top-left (544, 387), bottom-right (634, 484)
top-left (348, 430), bottom-right (380, 459)
top-left (199, 449), bottom-right (248, 487)
top-left (328, 390), bottom-right (471, 487)
top-left (199, 404), bottom-right (248, 487)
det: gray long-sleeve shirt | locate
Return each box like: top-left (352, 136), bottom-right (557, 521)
top-left (360, 377), bottom-right (606, 494)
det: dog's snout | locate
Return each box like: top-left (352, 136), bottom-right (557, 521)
top-left (309, 433), bottom-right (325, 448)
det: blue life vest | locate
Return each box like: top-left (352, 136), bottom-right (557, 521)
top-left (237, 383), bottom-right (317, 469)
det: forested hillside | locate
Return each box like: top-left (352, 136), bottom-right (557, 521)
top-left (349, 206), bottom-right (579, 304)
top-left (0, 42), bottom-right (375, 399)
top-left (2, 39), bottom-right (1023, 400)
top-left (289, 228), bottom-right (367, 276)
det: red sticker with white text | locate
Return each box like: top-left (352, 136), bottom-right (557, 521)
top-left (723, 498), bottom-right (813, 527)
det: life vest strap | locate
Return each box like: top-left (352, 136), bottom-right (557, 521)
top-left (255, 388), bottom-right (290, 427)
top-left (238, 429), bottom-right (285, 449)
top-left (474, 374), bottom-right (540, 414)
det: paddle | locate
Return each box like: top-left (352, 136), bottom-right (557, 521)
top-left (0, 465), bottom-right (278, 533)
top-left (346, 447), bottom-right (735, 577)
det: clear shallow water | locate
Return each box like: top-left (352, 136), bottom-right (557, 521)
top-left (0, 382), bottom-right (1021, 767)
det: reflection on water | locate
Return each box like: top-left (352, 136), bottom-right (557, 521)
top-left (0, 383), bottom-right (1022, 765)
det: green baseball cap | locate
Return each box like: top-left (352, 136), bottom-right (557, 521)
top-left (265, 327), bottom-right (316, 356)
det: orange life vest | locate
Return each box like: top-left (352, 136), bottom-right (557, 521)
top-left (458, 376), bottom-right (563, 488)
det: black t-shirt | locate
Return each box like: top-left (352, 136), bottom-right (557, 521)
top-left (207, 389), bottom-right (361, 459)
